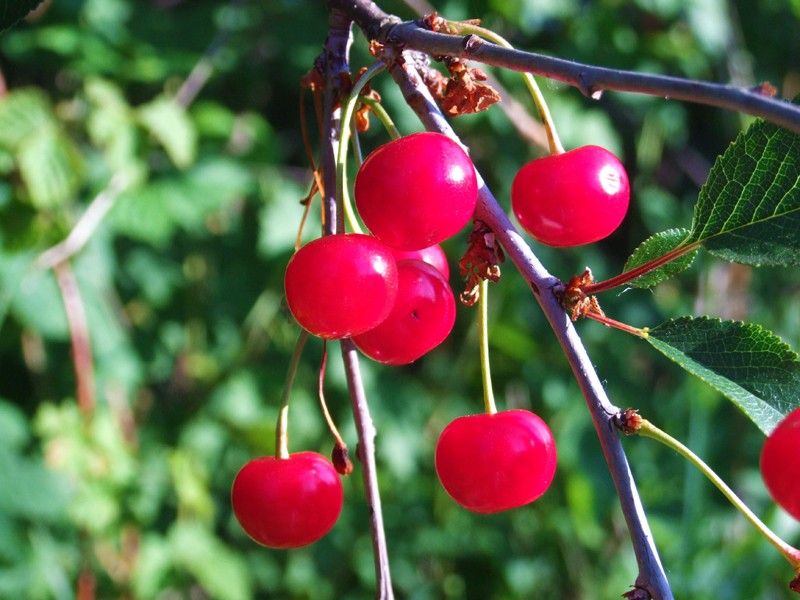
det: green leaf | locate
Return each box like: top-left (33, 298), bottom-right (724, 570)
top-left (0, 88), bottom-right (53, 150)
top-left (137, 96), bottom-right (197, 169)
top-left (0, 0), bottom-right (44, 34)
top-left (646, 316), bottom-right (800, 435)
top-left (17, 124), bottom-right (84, 208)
top-left (623, 228), bottom-right (698, 288)
top-left (685, 99), bottom-right (800, 266)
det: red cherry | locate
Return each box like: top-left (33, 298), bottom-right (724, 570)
top-left (352, 260), bottom-right (456, 365)
top-left (390, 243), bottom-right (450, 280)
top-left (284, 234), bottom-right (398, 339)
top-left (435, 409), bottom-right (557, 514)
top-left (760, 407), bottom-right (800, 520)
top-left (354, 132), bottom-right (479, 251)
top-left (511, 145), bottom-right (630, 247)
top-left (231, 452), bottom-right (343, 549)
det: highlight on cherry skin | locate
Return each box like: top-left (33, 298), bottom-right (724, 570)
top-left (390, 243), bottom-right (450, 280)
top-left (511, 145), bottom-right (630, 247)
top-left (352, 259), bottom-right (456, 365)
top-left (760, 406), bottom-right (800, 521)
top-left (284, 233), bottom-right (398, 339)
top-left (355, 131), bottom-right (479, 251)
top-left (435, 409), bottom-right (557, 514)
top-left (231, 452), bottom-right (343, 549)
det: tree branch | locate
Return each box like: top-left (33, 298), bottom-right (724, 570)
top-left (319, 9), bottom-right (395, 598)
top-left (386, 53), bottom-right (673, 600)
top-left (328, 0), bottom-right (800, 134)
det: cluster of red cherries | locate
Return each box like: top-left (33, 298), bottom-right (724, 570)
top-left (231, 131), bottom-right (633, 549)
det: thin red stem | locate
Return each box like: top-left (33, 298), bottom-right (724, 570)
top-left (318, 341), bottom-right (348, 448)
top-left (584, 312), bottom-right (648, 338)
top-left (53, 261), bottom-right (95, 419)
top-left (583, 242), bottom-right (700, 295)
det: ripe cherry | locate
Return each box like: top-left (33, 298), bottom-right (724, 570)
top-left (354, 132), bottom-right (479, 251)
top-left (390, 243), bottom-right (450, 280)
top-left (352, 260), bottom-right (456, 365)
top-left (435, 409), bottom-right (557, 514)
top-left (511, 145), bottom-right (630, 247)
top-left (760, 407), bottom-right (800, 521)
top-left (284, 234), bottom-right (398, 339)
top-left (231, 452), bottom-right (343, 549)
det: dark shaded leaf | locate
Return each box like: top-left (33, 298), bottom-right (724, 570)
top-left (647, 316), bottom-right (800, 435)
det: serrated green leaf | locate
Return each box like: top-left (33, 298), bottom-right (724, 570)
top-left (0, 88), bottom-right (53, 150)
top-left (17, 124), bottom-right (84, 209)
top-left (686, 99), bottom-right (800, 266)
top-left (623, 228), bottom-right (698, 288)
top-left (0, 0), bottom-right (44, 34)
top-left (646, 316), bottom-right (800, 435)
top-left (137, 96), bottom-right (197, 169)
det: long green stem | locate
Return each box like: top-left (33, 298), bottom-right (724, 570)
top-left (336, 60), bottom-right (386, 234)
top-left (478, 279), bottom-right (497, 415)
top-left (446, 20), bottom-right (564, 155)
top-left (359, 96), bottom-right (401, 140)
top-left (275, 330), bottom-right (309, 459)
top-left (636, 418), bottom-right (800, 571)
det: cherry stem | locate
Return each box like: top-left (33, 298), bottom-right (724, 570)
top-left (318, 341), bottom-right (349, 448)
top-left (584, 311), bottom-right (648, 338)
top-left (478, 279), bottom-right (498, 415)
top-left (582, 242), bottom-right (700, 295)
top-left (337, 60), bottom-right (386, 235)
top-left (445, 20), bottom-right (564, 155)
top-left (359, 95), bottom-right (401, 140)
top-left (635, 417), bottom-right (800, 571)
top-left (275, 330), bottom-right (309, 460)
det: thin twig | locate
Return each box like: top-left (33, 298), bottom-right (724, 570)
top-left (329, 0), bottom-right (800, 134)
top-left (35, 173), bottom-right (130, 270)
top-left (387, 52), bottom-right (673, 600)
top-left (174, 0), bottom-right (247, 108)
top-left (341, 340), bottom-right (395, 600)
top-left (320, 9), bottom-right (395, 598)
top-left (53, 261), bottom-right (95, 419)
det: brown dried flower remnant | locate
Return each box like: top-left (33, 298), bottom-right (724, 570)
top-left (615, 409), bottom-right (644, 436)
top-left (420, 12), bottom-right (500, 116)
top-left (557, 267), bottom-right (606, 321)
top-left (459, 220), bottom-right (504, 306)
top-left (440, 57), bottom-right (501, 116)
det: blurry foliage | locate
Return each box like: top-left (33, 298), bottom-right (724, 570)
top-left (0, 0), bottom-right (798, 598)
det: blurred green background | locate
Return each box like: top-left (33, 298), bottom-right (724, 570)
top-left (0, 0), bottom-right (799, 598)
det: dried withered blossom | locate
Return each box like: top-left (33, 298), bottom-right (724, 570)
top-left (459, 220), bottom-right (504, 306)
top-left (441, 57), bottom-right (501, 116)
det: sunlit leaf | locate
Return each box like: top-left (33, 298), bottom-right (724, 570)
top-left (647, 316), bottom-right (800, 435)
top-left (623, 228), bottom-right (698, 288)
top-left (137, 96), bottom-right (197, 169)
top-left (0, 88), bottom-right (53, 150)
top-left (17, 124), bottom-right (84, 209)
top-left (686, 98), bottom-right (800, 266)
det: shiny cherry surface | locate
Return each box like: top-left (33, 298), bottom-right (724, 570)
top-left (355, 132), bottom-right (478, 251)
top-left (231, 452), bottom-right (343, 549)
top-left (353, 260), bottom-right (455, 365)
top-left (511, 145), bottom-right (630, 247)
top-left (435, 409), bottom-right (557, 514)
top-left (760, 407), bottom-right (800, 521)
top-left (390, 243), bottom-right (450, 280)
top-left (284, 234), bottom-right (398, 339)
